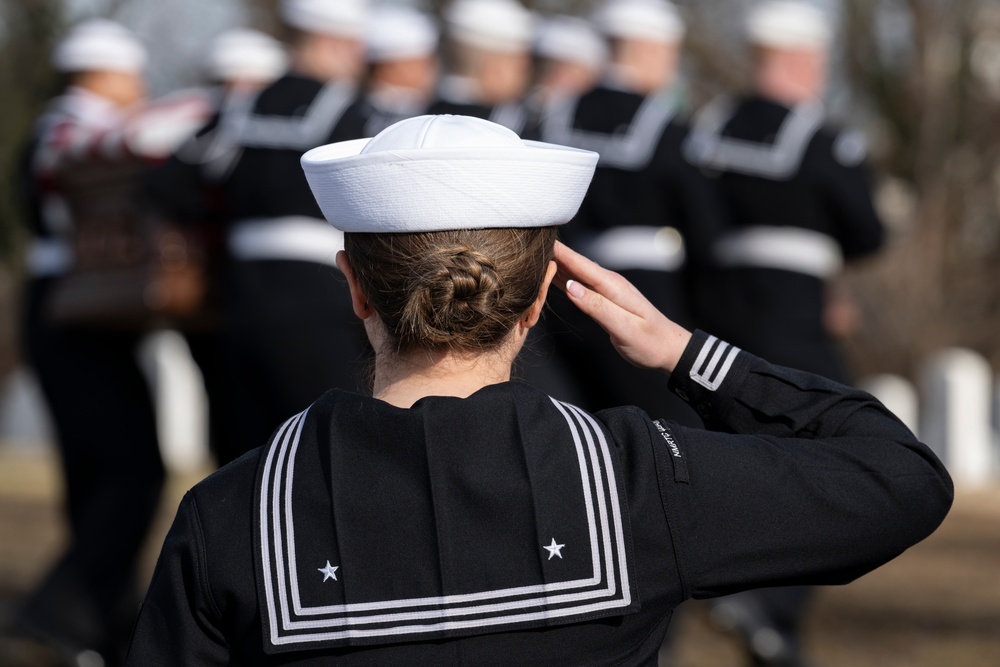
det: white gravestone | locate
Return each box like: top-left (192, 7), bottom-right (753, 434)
top-left (920, 348), bottom-right (995, 487)
top-left (860, 373), bottom-right (920, 438)
top-left (139, 330), bottom-right (210, 474)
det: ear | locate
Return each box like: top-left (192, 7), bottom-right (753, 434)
top-left (522, 260), bottom-right (558, 329)
top-left (336, 251), bottom-right (372, 321)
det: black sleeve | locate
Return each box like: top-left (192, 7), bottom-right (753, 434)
top-left (662, 125), bottom-right (729, 268)
top-left (125, 493), bottom-right (229, 666)
top-left (143, 114), bottom-right (224, 225)
top-left (653, 331), bottom-right (952, 599)
top-left (811, 128), bottom-right (885, 260)
top-left (15, 135), bottom-right (45, 236)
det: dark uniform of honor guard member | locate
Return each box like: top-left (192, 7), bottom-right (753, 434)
top-left (683, 3), bottom-right (886, 666)
top-left (11, 21), bottom-right (162, 666)
top-left (538, 0), bottom-right (727, 422)
top-left (428, 0), bottom-right (534, 135)
top-left (173, 28), bottom-right (289, 467)
top-left (337, 5), bottom-right (440, 138)
top-left (123, 115), bottom-right (953, 666)
top-left (145, 0), bottom-right (371, 464)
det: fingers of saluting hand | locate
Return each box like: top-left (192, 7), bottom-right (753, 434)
top-left (554, 242), bottom-right (646, 315)
top-left (552, 241), bottom-right (692, 374)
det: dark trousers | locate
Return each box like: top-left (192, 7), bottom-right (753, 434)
top-left (18, 278), bottom-right (164, 663)
top-left (221, 260), bottom-right (369, 462)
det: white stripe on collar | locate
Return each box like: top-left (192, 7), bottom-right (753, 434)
top-left (489, 102), bottom-right (528, 135)
top-left (684, 97), bottom-right (824, 179)
top-left (540, 90), bottom-right (678, 170)
top-left (258, 398), bottom-right (632, 647)
top-left (194, 81), bottom-right (354, 181)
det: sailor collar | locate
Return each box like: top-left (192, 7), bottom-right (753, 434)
top-left (684, 95), bottom-right (825, 179)
top-left (253, 383), bottom-right (638, 652)
top-left (540, 86), bottom-right (679, 170)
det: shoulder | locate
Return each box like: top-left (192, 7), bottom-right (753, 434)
top-left (186, 447), bottom-right (262, 530)
top-left (809, 123), bottom-right (870, 169)
top-left (253, 74), bottom-right (327, 113)
top-left (576, 86), bottom-right (645, 121)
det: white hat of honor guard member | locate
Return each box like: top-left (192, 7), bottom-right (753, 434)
top-left (206, 28), bottom-right (288, 82)
top-left (593, 0), bottom-right (686, 44)
top-left (280, 0), bottom-right (368, 38)
top-left (366, 6), bottom-right (439, 63)
top-left (301, 115), bottom-right (598, 232)
top-left (53, 19), bottom-right (147, 73)
top-left (535, 15), bottom-right (608, 70)
top-left (445, 0), bottom-right (535, 53)
top-left (746, 1), bottom-right (832, 50)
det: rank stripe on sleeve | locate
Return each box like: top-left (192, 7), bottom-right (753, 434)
top-left (690, 336), bottom-right (741, 391)
top-left (257, 398), bottom-right (634, 648)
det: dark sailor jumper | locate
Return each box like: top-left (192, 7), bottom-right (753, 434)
top-left (126, 331), bottom-right (952, 666)
top-left (537, 84), bottom-right (727, 420)
top-left (147, 74), bottom-right (369, 462)
top-left (685, 95), bottom-right (885, 382)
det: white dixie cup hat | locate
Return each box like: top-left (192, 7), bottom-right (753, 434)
top-left (746, 0), bottom-right (832, 50)
top-left (593, 0), bottom-right (686, 44)
top-left (280, 0), bottom-right (368, 39)
top-left (535, 15), bottom-right (608, 70)
top-left (52, 19), bottom-right (148, 73)
top-left (206, 28), bottom-right (288, 83)
top-left (445, 0), bottom-right (535, 53)
top-left (366, 6), bottom-right (439, 63)
top-left (301, 114), bottom-right (598, 232)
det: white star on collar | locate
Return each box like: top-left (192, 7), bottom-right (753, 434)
top-left (544, 538), bottom-right (565, 560)
top-left (318, 561), bottom-right (339, 582)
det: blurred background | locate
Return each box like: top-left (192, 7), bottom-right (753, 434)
top-left (0, 1), bottom-right (998, 666)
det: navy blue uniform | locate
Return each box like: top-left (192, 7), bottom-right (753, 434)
top-left (125, 331), bottom-right (951, 666)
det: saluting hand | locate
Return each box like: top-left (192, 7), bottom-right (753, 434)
top-left (553, 241), bottom-right (692, 375)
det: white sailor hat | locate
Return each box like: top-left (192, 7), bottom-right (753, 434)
top-left (593, 0), bottom-right (686, 44)
top-left (206, 28), bottom-right (288, 82)
top-left (366, 6), bottom-right (439, 63)
top-left (535, 16), bottom-right (608, 70)
top-left (52, 19), bottom-right (147, 73)
top-left (301, 115), bottom-right (598, 232)
top-left (280, 0), bottom-right (367, 38)
top-left (746, 1), bottom-right (832, 49)
top-left (445, 0), bottom-right (534, 54)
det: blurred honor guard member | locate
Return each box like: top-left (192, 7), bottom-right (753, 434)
top-left (686, 1), bottom-right (884, 385)
top-left (146, 0), bottom-right (371, 463)
top-left (428, 0), bottom-right (534, 134)
top-left (205, 28), bottom-right (288, 96)
top-left (158, 27), bottom-right (288, 468)
top-left (125, 115), bottom-right (952, 667)
top-left (13, 20), bottom-right (162, 665)
top-left (339, 5), bottom-right (439, 138)
top-left (531, 15), bottom-right (608, 107)
top-left (684, 3), bottom-right (886, 666)
top-left (538, 0), bottom-right (727, 420)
